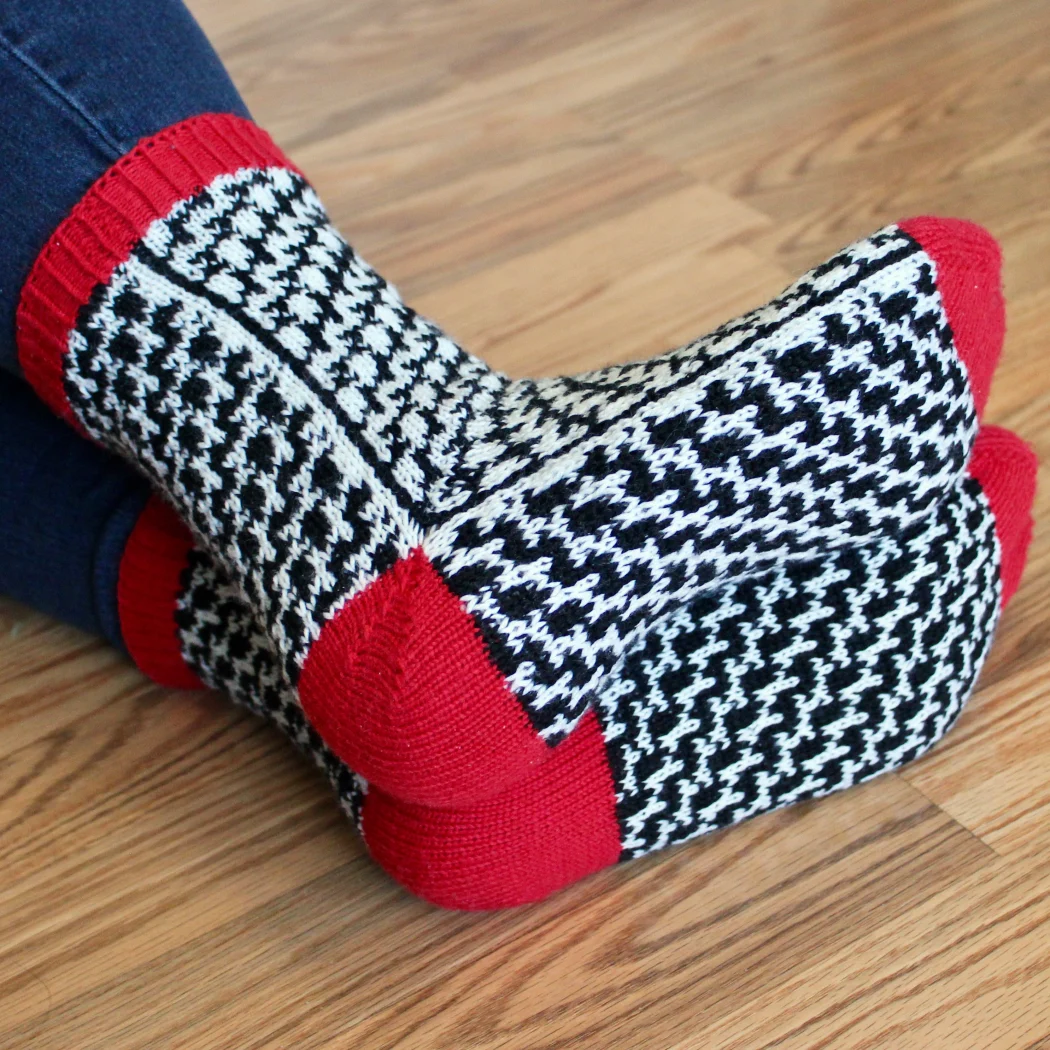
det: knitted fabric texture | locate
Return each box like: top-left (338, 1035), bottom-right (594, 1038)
top-left (18, 114), bottom-right (1000, 806)
top-left (0, 365), bottom-right (1029, 908)
top-left (169, 427), bottom-right (1033, 908)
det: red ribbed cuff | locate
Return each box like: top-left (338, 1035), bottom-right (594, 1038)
top-left (16, 113), bottom-right (297, 428)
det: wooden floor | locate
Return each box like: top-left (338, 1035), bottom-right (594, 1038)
top-left (3, 0), bottom-right (1050, 1046)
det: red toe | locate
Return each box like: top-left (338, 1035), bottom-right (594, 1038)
top-left (898, 217), bottom-right (1004, 419)
top-left (966, 426), bottom-right (1037, 608)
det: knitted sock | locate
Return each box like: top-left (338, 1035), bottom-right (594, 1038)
top-left (17, 114), bottom-right (1003, 806)
top-left (360, 426), bottom-right (1036, 908)
top-left (144, 426), bottom-right (1036, 908)
top-left (0, 380), bottom-right (1032, 908)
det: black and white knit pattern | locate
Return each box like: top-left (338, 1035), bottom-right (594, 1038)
top-left (65, 165), bottom-right (976, 744)
top-left (174, 475), bottom-right (1000, 863)
top-left (175, 554), bottom-right (365, 831)
top-left (601, 476), bottom-right (1001, 859)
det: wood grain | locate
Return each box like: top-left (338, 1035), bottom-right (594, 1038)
top-left (3, 0), bottom-right (1050, 1045)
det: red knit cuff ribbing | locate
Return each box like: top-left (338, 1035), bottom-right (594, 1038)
top-left (16, 113), bottom-right (297, 429)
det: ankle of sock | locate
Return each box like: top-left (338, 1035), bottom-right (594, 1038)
top-left (16, 114), bottom-right (292, 428)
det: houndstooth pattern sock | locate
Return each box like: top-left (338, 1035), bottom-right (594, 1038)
top-left (18, 115), bottom-right (1002, 806)
top-left (360, 426), bottom-right (1035, 907)
top-left (0, 376), bottom-right (1027, 909)
top-left (164, 427), bottom-right (1034, 909)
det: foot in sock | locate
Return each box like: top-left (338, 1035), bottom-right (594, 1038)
top-left (0, 378), bottom-right (1033, 908)
top-left (361, 426), bottom-right (1037, 907)
top-left (17, 114), bottom-right (1003, 805)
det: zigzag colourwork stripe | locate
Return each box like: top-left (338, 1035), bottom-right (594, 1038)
top-left (60, 161), bottom-right (976, 743)
top-left (601, 476), bottom-right (1000, 858)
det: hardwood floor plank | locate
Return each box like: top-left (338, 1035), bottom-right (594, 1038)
top-left (409, 183), bottom-right (778, 374)
top-left (697, 862), bottom-right (1050, 1050)
top-left (0, 776), bottom-right (993, 1049)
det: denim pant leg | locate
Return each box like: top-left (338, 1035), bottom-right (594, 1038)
top-left (0, 1), bottom-right (249, 644)
top-left (0, 369), bottom-right (151, 647)
top-left (0, 0), bottom-right (249, 376)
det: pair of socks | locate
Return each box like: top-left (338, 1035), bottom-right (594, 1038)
top-left (0, 378), bottom-right (1034, 908)
top-left (4, 112), bottom-right (1036, 907)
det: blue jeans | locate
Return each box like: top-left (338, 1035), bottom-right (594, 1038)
top-left (0, 0), bottom-right (248, 643)
top-left (0, 0), bottom-right (249, 375)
